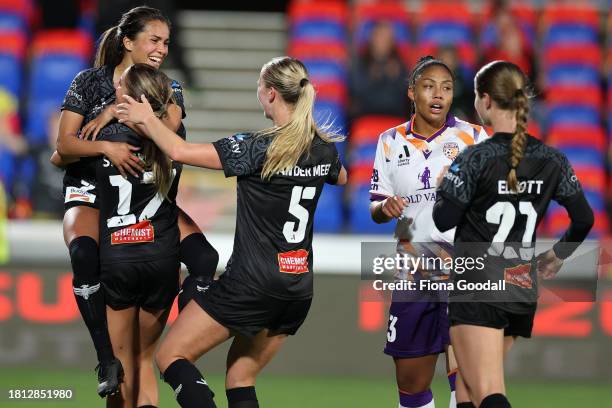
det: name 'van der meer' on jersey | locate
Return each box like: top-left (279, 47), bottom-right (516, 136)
top-left (212, 132), bottom-right (342, 300)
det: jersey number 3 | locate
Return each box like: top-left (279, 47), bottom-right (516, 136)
top-left (283, 186), bottom-right (316, 243)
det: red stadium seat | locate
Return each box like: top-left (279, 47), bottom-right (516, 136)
top-left (573, 166), bottom-right (606, 192)
top-left (544, 45), bottom-right (603, 68)
top-left (313, 80), bottom-right (347, 107)
top-left (548, 210), bottom-right (609, 238)
top-left (0, 31), bottom-right (26, 59)
top-left (288, 0), bottom-right (349, 25)
top-left (0, 0), bottom-right (34, 25)
top-left (347, 162), bottom-right (374, 185)
top-left (31, 29), bottom-right (93, 59)
top-left (548, 125), bottom-right (606, 152)
top-left (417, 1), bottom-right (472, 25)
top-left (350, 115), bottom-right (404, 145)
top-left (542, 3), bottom-right (600, 29)
top-left (354, 1), bottom-right (410, 26)
top-left (545, 85), bottom-right (603, 108)
top-left (288, 40), bottom-right (348, 63)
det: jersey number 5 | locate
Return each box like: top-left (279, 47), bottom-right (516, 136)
top-left (283, 186), bottom-right (316, 243)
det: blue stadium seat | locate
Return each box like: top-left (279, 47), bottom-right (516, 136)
top-left (546, 65), bottom-right (600, 87)
top-left (349, 185), bottom-right (395, 234)
top-left (544, 24), bottom-right (598, 47)
top-left (0, 12), bottom-right (27, 32)
top-left (302, 59), bottom-right (347, 83)
top-left (558, 147), bottom-right (604, 167)
top-left (547, 105), bottom-right (600, 127)
top-left (291, 20), bottom-right (346, 43)
top-left (0, 54), bottom-right (21, 97)
top-left (314, 184), bottom-right (344, 233)
top-left (29, 54), bottom-right (87, 99)
top-left (419, 22), bottom-right (472, 45)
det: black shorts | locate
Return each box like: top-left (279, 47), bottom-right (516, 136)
top-left (101, 256), bottom-right (180, 310)
top-left (194, 274), bottom-right (312, 338)
top-left (63, 175), bottom-right (99, 211)
top-left (448, 302), bottom-right (535, 338)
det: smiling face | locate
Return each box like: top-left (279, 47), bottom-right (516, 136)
top-left (123, 20), bottom-right (169, 69)
top-left (408, 64), bottom-right (454, 128)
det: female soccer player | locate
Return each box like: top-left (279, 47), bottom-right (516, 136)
top-left (433, 61), bottom-right (594, 408)
top-left (369, 56), bottom-right (488, 408)
top-left (117, 56), bottom-right (347, 408)
top-left (95, 63), bottom-right (182, 408)
top-left (54, 6), bottom-right (218, 397)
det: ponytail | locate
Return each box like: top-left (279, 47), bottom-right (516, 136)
top-left (258, 57), bottom-right (343, 180)
top-left (94, 26), bottom-right (123, 68)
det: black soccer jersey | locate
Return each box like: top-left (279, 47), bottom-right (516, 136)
top-left (60, 65), bottom-right (186, 182)
top-left (212, 132), bottom-right (342, 300)
top-left (95, 124), bottom-right (181, 265)
top-left (437, 132), bottom-right (584, 313)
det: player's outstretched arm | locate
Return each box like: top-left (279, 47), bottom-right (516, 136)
top-left (117, 94), bottom-right (222, 170)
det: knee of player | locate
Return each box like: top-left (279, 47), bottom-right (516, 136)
top-left (68, 236), bottom-right (99, 277)
top-left (225, 371), bottom-right (256, 390)
top-left (396, 372), bottom-right (433, 394)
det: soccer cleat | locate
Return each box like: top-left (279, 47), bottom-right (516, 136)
top-left (178, 275), bottom-right (211, 312)
top-left (96, 358), bottom-right (124, 398)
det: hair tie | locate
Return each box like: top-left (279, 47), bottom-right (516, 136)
top-left (300, 78), bottom-right (309, 87)
top-left (514, 88), bottom-right (524, 98)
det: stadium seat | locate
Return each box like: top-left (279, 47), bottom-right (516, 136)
top-left (545, 85), bottom-right (603, 110)
top-left (31, 29), bottom-right (93, 60)
top-left (314, 184), bottom-right (344, 233)
top-left (0, 32), bottom-right (26, 97)
top-left (302, 59), bottom-right (347, 83)
top-left (547, 105), bottom-right (600, 128)
top-left (480, 1), bottom-right (537, 49)
top-left (350, 115), bottom-right (404, 146)
top-left (544, 45), bottom-right (602, 70)
top-left (546, 65), bottom-right (601, 87)
top-left (288, 40), bottom-right (347, 63)
top-left (349, 184), bottom-right (395, 234)
top-left (288, 0), bottom-right (348, 27)
top-left (548, 125), bottom-right (606, 152)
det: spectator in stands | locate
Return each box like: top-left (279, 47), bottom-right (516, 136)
top-left (437, 45), bottom-right (474, 121)
top-left (350, 21), bottom-right (408, 120)
top-left (481, 0), bottom-right (534, 78)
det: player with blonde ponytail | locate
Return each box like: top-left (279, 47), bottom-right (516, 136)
top-left (433, 61), bottom-right (594, 408)
top-left (117, 56), bottom-right (347, 408)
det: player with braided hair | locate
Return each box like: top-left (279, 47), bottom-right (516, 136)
top-left (433, 61), bottom-right (594, 408)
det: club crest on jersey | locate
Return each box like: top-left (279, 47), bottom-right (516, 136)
top-left (417, 167), bottom-right (432, 190)
top-left (65, 186), bottom-right (96, 203)
top-left (443, 142), bottom-right (459, 160)
top-left (504, 263), bottom-right (533, 289)
top-left (278, 249), bottom-right (309, 274)
top-left (111, 220), bottom-right (155, 245)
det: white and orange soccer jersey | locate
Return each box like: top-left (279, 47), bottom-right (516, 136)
top-left (370, 115), bottom-right (488, 243)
